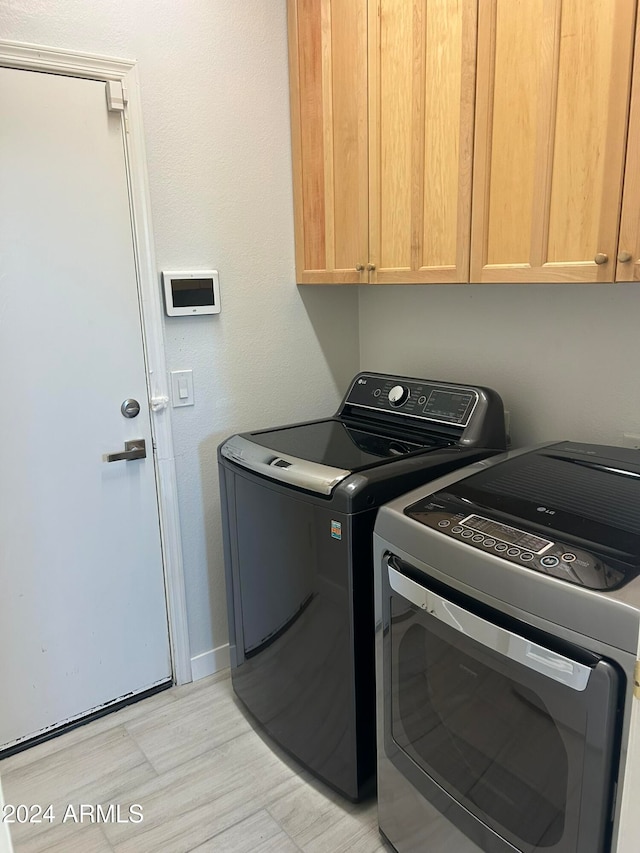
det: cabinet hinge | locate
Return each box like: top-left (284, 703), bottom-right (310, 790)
top-left (634, 661), bottom-right (640, 699)
top-left (105, 80), bottom-right (128, 113)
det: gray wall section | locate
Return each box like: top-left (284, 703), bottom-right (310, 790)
top-left (358, 284), bottom-right (640, 448)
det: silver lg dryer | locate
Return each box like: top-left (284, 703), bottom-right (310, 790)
top-left (219, 372), bottom-right (506, 802)
top-left (374, 441), bottom-right (640, 853)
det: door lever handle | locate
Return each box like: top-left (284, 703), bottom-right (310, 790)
top-left (106, 439), bottom-right (146, 462)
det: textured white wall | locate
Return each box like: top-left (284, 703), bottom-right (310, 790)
top-left (1, 1), bottom-right (360, 664)
top-left (359, 284), bottom-right (640, 447)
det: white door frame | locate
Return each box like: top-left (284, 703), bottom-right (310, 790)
top-left (0, 40), bottom-right (192, 685)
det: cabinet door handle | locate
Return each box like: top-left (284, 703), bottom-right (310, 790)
top-left (618, 251), bottom-right (633, 263)
top-left (366, 263), bottom-right (376, 271)
top-left (594, 253), bottom-right (609, 265)
top-left (355, 264), bottom-right (365, 271)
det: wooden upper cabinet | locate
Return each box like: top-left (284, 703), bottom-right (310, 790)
top-left (288, 0), bottom-right (478, 284)
top-left (289, 0), bottom-right (640, 286)
top-left (288, 0), bottom-right (369, 284)
top-left (368, 0), bottom-right (477, 283)
top-left (471, 0), bottom-right (637, 283)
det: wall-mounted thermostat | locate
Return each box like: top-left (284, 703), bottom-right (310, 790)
top-left (162, 270), bottom-right (221, 316)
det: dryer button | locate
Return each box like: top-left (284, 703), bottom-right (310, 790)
top-left (540, 555), bottom-right (560, 568)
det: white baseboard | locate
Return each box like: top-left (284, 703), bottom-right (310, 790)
top-left (190, 643), bottom-right (230, 681)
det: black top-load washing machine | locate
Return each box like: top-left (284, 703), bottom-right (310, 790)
top-left (374, 441), bottom-right (640, 853)
top-left (218, 372), bottom-right (506, 801)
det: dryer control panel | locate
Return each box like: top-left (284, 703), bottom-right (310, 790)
top-left (405, 495), bottom-right (626, 590)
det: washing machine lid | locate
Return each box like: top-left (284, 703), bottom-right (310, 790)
top-left (438, 441), bottom-right (640, 558)
top-left (247, 418), bottom-right (444, 467)
top-left (220, 418), bottom-right (448, 495)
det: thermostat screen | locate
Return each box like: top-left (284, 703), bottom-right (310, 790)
top-left (171, 278), bottom-right (215, 307)
top-left (163, 269), bottom-right (220, 316)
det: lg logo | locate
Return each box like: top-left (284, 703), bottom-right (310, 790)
top-left (357, 378), bottom-right (367, 385)
top-left (537, 506), bottom-right (556, 515)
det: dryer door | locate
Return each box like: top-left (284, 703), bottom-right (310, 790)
top-left (381, 555), bottom-right (622, 853)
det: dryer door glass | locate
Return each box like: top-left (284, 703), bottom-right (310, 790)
top-left (384, 559), bottom-right (621, 853)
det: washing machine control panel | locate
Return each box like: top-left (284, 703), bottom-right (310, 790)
top-left (346, 374), bottom-right (479, 426)
top-left (405, 495), bottom-right (625, 590)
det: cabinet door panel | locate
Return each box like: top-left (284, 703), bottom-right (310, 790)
top-left (548, 0), bottom-right (622, 263)
top-left (472, 0), bottom-right (636, 283)
top-left (369, 0), bottom-right (477, 284)
top-left (617, 7), bottom-right (640, 281)
top-left (288, 0), bottom-right (369, 283)
top-left (485, 0), bottom-right (543, 267)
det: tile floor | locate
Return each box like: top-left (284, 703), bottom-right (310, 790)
top-left (0, 671), bottom-right (389, 852)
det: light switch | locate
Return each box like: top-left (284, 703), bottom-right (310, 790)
top-left (170, 370), bottom-right (194, 407)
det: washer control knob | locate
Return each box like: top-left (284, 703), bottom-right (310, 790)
top-left (388, 385), bottom-right (409, 407)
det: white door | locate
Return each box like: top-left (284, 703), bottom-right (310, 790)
top-left (0, 66), bottom-right (172, 750)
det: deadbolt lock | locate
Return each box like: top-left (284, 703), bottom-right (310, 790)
top-left (121, 398), bottom-right (141, 418)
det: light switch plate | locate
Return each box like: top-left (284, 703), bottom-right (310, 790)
top-left (170, 370), bottom-right (194, 407)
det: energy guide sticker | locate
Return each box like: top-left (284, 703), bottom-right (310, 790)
top-left (331, 521), bottom-right (342, 540)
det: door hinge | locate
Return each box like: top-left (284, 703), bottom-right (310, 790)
top-left (634, 661), bottom-right (640, 699)
top-left (105, 80), bottom-right (128, 113)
